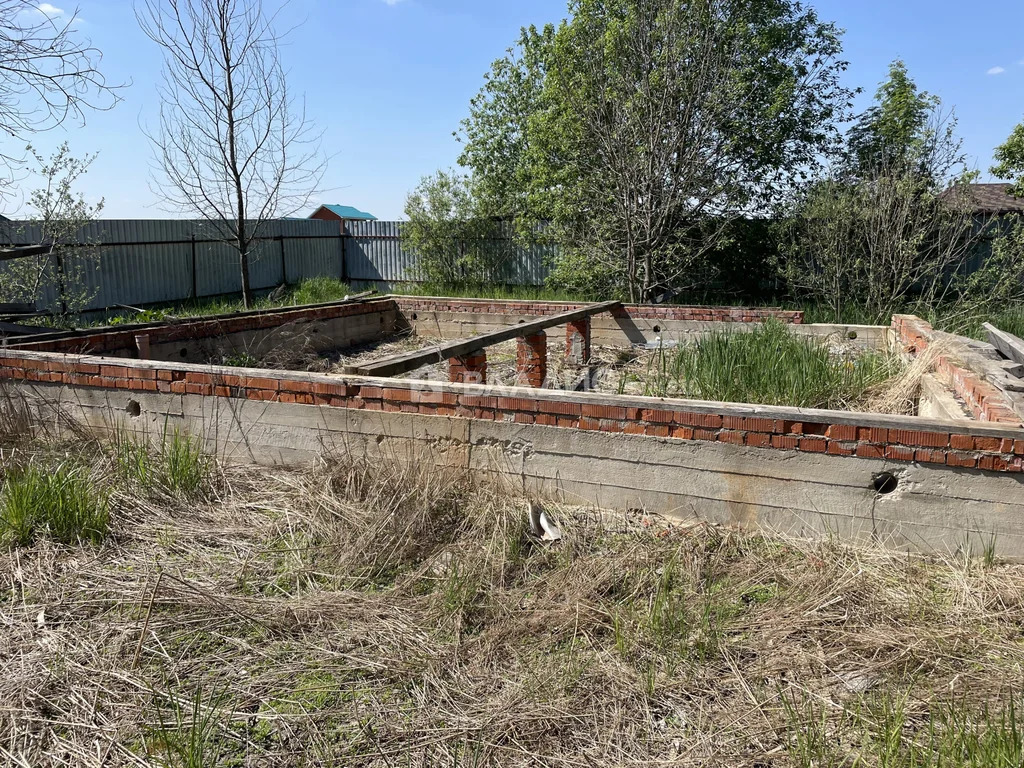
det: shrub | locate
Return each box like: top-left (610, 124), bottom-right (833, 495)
top-left (0, 462), bottom-right (110, 547)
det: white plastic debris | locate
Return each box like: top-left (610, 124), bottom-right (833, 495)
top-left (527, 500), bottom-right (562, 542)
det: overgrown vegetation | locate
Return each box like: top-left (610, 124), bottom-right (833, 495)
top-left (98, 276), bottom-right (354, 327)
top-left (633, 319), bottom-right (898, 409)
top-left (0, 143), bottom-right (105, 320)
top-left (3, 426), bottom-right (1024, 765)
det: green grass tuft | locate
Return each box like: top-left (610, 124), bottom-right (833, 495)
top-left (161, 429), bottom-right (211, 498)
top-left (290, 276), bottom-right (353, 306)
top-left (0, 461), bottom-right (109, 547)
top-left (641, 318), bottom-right (898, 409)
top-left (784, 690), bottom-right (1024, 768)
top-left (112, 428), bottom-right (211, 499)
top-left (148, 679), bottom-right (234, 768)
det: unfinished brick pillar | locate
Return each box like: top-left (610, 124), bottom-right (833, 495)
top-left (516, 331), bottom-right (547, 388)
top-left (449, 351), bottom-right (487, 385)
top-left (565, 317), bottom-right (591, 365)
top-left (134, 333), bottom-right (151, 360)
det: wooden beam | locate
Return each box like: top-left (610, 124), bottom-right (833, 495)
top-left (0, 321), bottom-right (40, 336)
top-left (0, 303), bottom-right (36, 315)
top-left (984, 323), bottom-right (1024, 371)
top-left (349, 300), bottom-right (622, 377)
top-left (0, 244), bottom-right (51, 262)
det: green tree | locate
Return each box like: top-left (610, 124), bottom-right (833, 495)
top-left (402, 170), bottom-right (513, 286)
top-left (992, 123), bottom-right (1024, 198)
top-left (785, 64), bottom-right (992, 326)
top-left (456, 25), bottom-right (553, 229)
top-left (0, 143), bottom-right (104, 318)
top-left (463, 0), bottom-right (852, 302)
top-left (846, 60), bottom-right (963, 183)
top-left (847, 60), bottom-right (936, 175)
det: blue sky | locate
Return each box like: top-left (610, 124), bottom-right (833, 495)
top-left (8, 0), bottom-right (1024, 220)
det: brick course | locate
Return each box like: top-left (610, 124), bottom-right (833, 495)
top-left (892, 314), bottom-right (1022, 426)
top-left (395, 297), bottom-right (804, 325)
top-left (3, 348), bottom-right (1024, 475)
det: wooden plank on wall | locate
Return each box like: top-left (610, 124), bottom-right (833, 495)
top-left (348, 300), bottom-right (622, 377)
top-left (984, 323), bottom-right (1024, 370)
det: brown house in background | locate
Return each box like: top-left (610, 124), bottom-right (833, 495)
top-left (943, 183), bottom-right (1024, 217)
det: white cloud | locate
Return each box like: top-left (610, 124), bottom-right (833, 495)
top-left (36, 2), bottom-right (65, 15)
top-left (988, 66), bottom-right (1007, 75)
top-left (380, 0), bottom-right (405, 5)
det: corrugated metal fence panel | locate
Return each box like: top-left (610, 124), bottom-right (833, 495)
top-left (345, 220), bottom-right (423, 283)
top-left (280, 218), bottom-right (344, 282)
top-left (343, 220), bottom-right (551, 286)
top-left (0, 219), bottom-right (344, 310)
top-left (1, 217), bottom-right (553, 311)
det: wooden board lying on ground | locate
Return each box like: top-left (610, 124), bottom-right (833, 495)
top-left (347, 300), bottom-right (622, 377)
top-left (984, 323), bottom-right (1024, 371)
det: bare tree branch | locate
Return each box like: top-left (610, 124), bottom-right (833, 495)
top-left (136, 0), bottom-right (325, 308)
top-left (0, 1), bottom-right (124, 195)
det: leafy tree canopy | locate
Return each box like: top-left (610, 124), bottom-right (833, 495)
top-left (992, 123), bottom-right (1024, 198)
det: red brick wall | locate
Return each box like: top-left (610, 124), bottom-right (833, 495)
top-left (8, 299), bottom-right (398, 357)
top-left (893, 315), bottom-right (1022, 425)
top-left (3, 350), bottom-right (1023, 474)
top-left (394, 298), bottom-right (804, 324)
top-left (309, 207), bottom-right (342, 224)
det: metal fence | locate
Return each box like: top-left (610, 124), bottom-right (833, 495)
top-left (0, 218), bottom-right (552, 312)
top-left (343, 220), bottom-right (552, 287)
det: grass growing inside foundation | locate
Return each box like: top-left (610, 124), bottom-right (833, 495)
top-left (636, 318), bottom-right (900, 409)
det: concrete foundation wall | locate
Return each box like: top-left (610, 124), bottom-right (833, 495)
top-left (393, 298), bottom-right (888, 351)
top-left (16, 380), bottom-right (1024, 560)
top-left (4, 299), bottom-right (1023, 561)
top-left (8, 299), bottom-right (403, 363)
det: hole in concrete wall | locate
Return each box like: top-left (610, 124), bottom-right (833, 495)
top-left (653, 325), bottom-right (662, 333)
top-left (872, 472), bottom-right (899, 495)
top-left (411, 312), bottom-right (418, 321)
top-left (179, 348), bottom-right (189, 359)
top-left (126, 400), bottom-right (141, 418)
top-left (518, 319), bottom-right (526, 324)
top-left (848, 330), bottom-right (859, 340)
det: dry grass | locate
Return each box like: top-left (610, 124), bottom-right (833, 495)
top-left (2, 432), bottom-right (1024, 766)
top-left (860, 339), bottom-right (957, 416)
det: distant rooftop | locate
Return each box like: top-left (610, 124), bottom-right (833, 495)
top-left (942, 183), bottom-right (1024, 216)
top-left (310, 204), bottom-right (377, 221)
